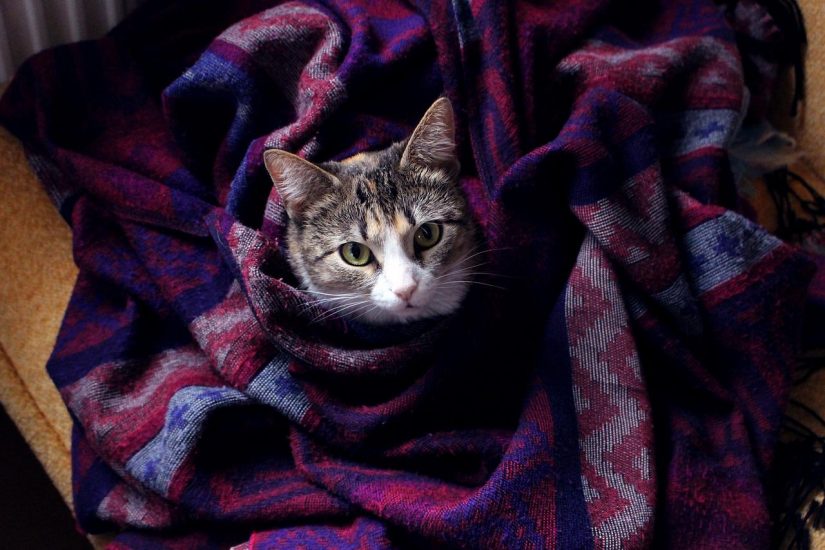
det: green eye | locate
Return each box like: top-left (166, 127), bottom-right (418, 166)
top-left (340, 242), bottom-right (373, 266)
top-left (414, 222), bottom-right (442, 250)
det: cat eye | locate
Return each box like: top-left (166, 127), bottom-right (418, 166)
top-left (339, 242), bottom-right (373, 266)
top-left (414, 222), bottom-right (442, 250)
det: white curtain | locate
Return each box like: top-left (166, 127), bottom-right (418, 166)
top-left (0, 0), bottom-right (143, 83)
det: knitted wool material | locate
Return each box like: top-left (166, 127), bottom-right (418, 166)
top-left (0, 0), bottom-right (818, 547)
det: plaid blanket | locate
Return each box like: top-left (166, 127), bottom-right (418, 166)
top-left (0, 0), bottom-right (819, 547)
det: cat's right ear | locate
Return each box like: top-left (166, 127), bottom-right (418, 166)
top-left (263, 150), bottom-right (337, 220)
top-left (400, 97), bottom-right (459, 177)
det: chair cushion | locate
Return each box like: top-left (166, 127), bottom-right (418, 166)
top-left (0, 122), bottom-right (76, 506)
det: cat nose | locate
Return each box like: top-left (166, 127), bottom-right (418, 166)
top-left (393, 282), bottom-right (418, 303)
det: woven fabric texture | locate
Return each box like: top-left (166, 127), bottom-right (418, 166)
top-left (0, 1), bottom-right (821, 548)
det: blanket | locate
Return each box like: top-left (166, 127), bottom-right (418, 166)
top-left (0, 0), bottom-right (820, 547)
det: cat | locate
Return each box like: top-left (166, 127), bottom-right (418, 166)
top-left (263, 97), bottom-right (479, 325)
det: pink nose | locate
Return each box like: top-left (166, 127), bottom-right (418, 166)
top-left (393, 282), bottom-right (417, 303)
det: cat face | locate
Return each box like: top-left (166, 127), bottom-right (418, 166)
top-left (264, 98), bottom-right (477, 324)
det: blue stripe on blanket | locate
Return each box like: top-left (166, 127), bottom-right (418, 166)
top-left (246, 355), bottom-right (311, 423)
top-left (684, 211), bottom-right (781, 295)
top-left (126, 385), bottom-right (249, 496)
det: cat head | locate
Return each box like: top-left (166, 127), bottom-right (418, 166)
top-left (264, 98), bottom-right (478, 325)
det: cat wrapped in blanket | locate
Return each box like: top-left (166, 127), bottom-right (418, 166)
top-left (263, 98), bottom-right (479, 325)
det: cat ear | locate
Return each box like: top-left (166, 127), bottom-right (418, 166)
top-left (400, 97), bottom-right (459, 177)
top-left (263, 149), bottom-right (338, 220)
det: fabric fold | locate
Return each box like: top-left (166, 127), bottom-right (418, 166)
top-left (0, 0), bottom-right (818, 548)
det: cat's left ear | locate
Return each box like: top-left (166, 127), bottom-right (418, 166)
top-left (400, 97), bottom-right (459, 177)
top-left (263, 149), bottom-right (338, 220)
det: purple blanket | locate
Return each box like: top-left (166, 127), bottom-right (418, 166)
top-left (0, 0), bottom-right (818, 547)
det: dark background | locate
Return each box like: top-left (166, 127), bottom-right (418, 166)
top-left (0, 406), bottom-right (91, 549)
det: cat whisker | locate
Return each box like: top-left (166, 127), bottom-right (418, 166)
top-left (304, 295), bottom-right (360, 307)
top-left (453, 246), bottom-right (515, 265)
top-left (310, 299), bottom-right (372, 324)
top-left (443, 250), bottom-right (504, 273)
top-left (301, 289), bottom-right (362, 298)
top-left (437, 269), bottom-right (510, 282)
top-left (471, 271), bottom-right (514, 277)
top-left (435, 264), bottom-right (516, 282)
top-left (435, 259), bottom-right (494, 279)
top-left (304, 296), bottom-right (359, 305)
top-left (321, 300), bottom-right (378, 324)
top-left (437, 280), bottom-right (508, 291)
top-left (311, 299), bottom-right (366, 319)
top-left (452, 252), bottom-right (490, 267)
top-left (438, 249), bottom-right (523, 281)
top-left (435, 261), bottom-right (489, 279)
top-left (348, 304), bottom-right (381, 323)
top-left (311, 303), bottom-right (369, 324)
top-left (298, 295), bottom-right (359, 315)
top-left (456, 270), bottom-right (519, 280)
